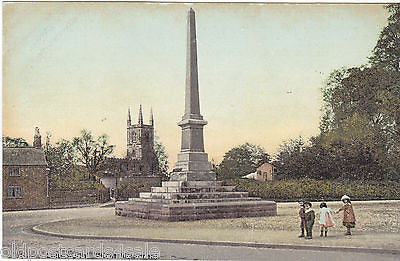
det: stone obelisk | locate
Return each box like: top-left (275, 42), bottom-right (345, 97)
top-left (170, 8), bottom-right (216, 181)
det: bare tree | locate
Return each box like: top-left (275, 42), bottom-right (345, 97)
top-left (72, 129), bottom-right (114, 180)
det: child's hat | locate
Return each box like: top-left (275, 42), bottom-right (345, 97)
top-left (341, 195), bottom-right (350, 201)
top-left (304, 201), bottom-right (312, 207)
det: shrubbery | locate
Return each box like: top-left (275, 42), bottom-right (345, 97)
top-left (117, 183), bottom-right (152, 200)
top-left (225, 178), bottom-right (400, 201)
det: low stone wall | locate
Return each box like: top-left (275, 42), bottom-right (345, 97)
top-left (49, 188), bottom-right (109, 208)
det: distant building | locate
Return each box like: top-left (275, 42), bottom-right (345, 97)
top-left (256, 162), bottom-right (277, 181)
top-left (2, 128), bottom-right (49, 211)
top-left (242, 162), bottom-right (277, 182)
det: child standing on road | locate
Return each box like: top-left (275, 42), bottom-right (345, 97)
top-left (337, 195), bottom-right (356, 236)
top-left (317, 202), bottom-right (335, 237)
top-left (304, 202), bottom-right (315, 239)
top-left (298, 200), bottom-right (306, 238)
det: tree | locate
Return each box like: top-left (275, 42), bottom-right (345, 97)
top-left (319, 66), bottom-right (400, 181)
top-left (276, 4), bottom-right (400, 182)
top-left (44, 132), bottom-right (80, 188)
top-left (72, 129), bottom-right (115, 180)
top-left (318, 113), bottom-right (393, 181)
top-left (317, 4), bottom-right (400, 181)
top-left (217, 143), bottom-right (270, 180)
top-left (2, 136), bottom-right (29, 147)
top-left (275, 137), bottom-right (308, 179)
top-left (154, 136), bottom-right (169, 180)
top-left (369, 4), bottom-right (400, 71)
top-left (44, 133), bottom-right (76, 176)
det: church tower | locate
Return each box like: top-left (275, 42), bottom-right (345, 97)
top-left (126, 105), bottom-right (158, 174)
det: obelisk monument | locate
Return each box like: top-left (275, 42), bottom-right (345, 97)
top-left (170, 8), bottom-right (216, 181)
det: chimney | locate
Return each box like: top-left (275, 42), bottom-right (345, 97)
top-left (33, 127), bottom-right (42, 148)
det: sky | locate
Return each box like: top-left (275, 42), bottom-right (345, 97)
top-left (3, 2), bottom-right (389, 168)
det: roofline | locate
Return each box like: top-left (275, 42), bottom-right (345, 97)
top-left (3, 164), bottom-right (48, 167)
top-left (257, 162), bottom-right (277, 168)
top-left (3, 146), bottom-right (40, 149)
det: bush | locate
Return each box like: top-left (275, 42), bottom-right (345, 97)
top-left (225, 178), bottom-right (400, 201)
top-left (117, 183), bottom-right (152, 200)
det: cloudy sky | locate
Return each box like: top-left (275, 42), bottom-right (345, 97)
top-left (3, 2), bottom-right (389, 167)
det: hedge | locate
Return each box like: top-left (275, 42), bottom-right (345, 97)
top-left (225, 178), bottom-right (400, 201)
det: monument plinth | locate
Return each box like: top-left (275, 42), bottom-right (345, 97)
top-left (115, 9), bottom-right (277, 221)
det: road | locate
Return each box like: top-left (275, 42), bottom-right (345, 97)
top-left (2, 207), bottom-right (399, 260)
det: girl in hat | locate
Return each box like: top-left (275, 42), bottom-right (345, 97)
top-left (317, 202), bottom-right (335, 237)
top-left (336, 195), bottom-right (356, 235)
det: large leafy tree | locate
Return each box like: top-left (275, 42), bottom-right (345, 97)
top-left (72, 129), bottom-right (115, 180)
top-left (369, 4), bottom-right (400, 71)
top-left (316, 4), bottom-right (400, 181)
top-left (44, 133), bottom-right (76, 177)
top-left (318, 68), bottom-right (400, 180)
top-left (276, 137), bottom-right (308, 179)
top-left (321, 67), bottom-right (399, 133)
top-left (217, 143), bottom-right (270, 180)
top-left (44, 133), bottom-right (82, 188)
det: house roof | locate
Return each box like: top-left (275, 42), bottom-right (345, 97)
top-left (257, 162), bottom-right (277, 168)
top-left (3, 147), bottom-right (47, 166)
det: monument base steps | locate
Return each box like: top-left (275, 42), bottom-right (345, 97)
top-left (115, 180), bottom-right (277, 221)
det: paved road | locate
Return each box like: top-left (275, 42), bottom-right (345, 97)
top-left (2, 207), bottom-right (399, 260)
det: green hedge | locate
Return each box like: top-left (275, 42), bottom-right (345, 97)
top-left (225, 178), bottom-right (400, 201)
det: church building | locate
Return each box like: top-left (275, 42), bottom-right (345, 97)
top-left (101, 105), bottom-right (160, 190)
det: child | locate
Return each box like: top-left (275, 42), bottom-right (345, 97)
top-left (336, 195), bottom-right (356, 236)
top-left (298, 200), bottom-right (306, 238)
top-left (317, 202), bottom-right (334, 237)
top-left (304, 201), bottom-right (315, 239)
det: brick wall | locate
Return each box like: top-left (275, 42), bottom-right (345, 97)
top-left (49, 188), bottom-right (109, 208)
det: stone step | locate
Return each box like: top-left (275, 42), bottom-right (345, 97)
top-left (139, 191), bottom-right (248, 200)
top-left (161, 181), bottom-right (185, 187)
top-left (161, 180), bottom-right (224, 187)
top-left (185, 181), bottom-right (224, 187)
top-left (151, 185), bottom-right (235, 193)
top-left (115, 200), bottom-right (277, 221)
top-left (128, 196), bottom-right (261, 204)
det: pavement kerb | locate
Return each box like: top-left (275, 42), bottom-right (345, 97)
top-left (31, 225), bottom-right (400, 256)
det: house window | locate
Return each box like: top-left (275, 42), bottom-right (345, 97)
top-left (10, 167), bottom-right (20, 176)
top-left (7, 186), bottom-right (22, 199)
